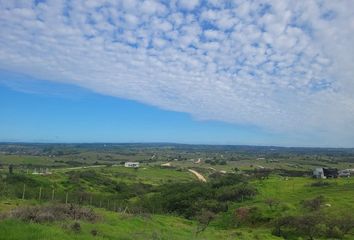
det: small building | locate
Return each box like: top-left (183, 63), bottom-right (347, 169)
top-left (313, 167), bottom-right (338, 179)
top-left (323, 168), bottom-right (338, 178)
top-left (124, 162), bottom-right (139, 168)
top-left (339, 169), bottom-right (351, 178)
top-left (313, 168), bottom-right (325, 178)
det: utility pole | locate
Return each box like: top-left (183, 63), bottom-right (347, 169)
top-left (38, 187), bottom-right (42, 201)
top-left (22, 184), bottom-right (26, 200)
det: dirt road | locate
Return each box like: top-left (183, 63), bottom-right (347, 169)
top-left (54, 165), bottom-right (106, 171)
top-left (188, 169), bottom-right (207, 182)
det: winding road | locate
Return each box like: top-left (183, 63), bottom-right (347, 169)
top-left (188, 169), bottom-right (207, 182)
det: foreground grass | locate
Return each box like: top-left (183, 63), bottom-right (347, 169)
top-left (0, 201), bottom-right (280, 240)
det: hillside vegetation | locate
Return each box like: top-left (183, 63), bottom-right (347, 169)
top-left (1, 143), bottom-right (354, 239)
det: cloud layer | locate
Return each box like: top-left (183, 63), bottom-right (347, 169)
top-left (1, 0), bottom-right (354, 146)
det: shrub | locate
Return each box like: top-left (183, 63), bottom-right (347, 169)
top-left (235, 207), bottom-right (251, 221)
top-left (5, 174), bottom-right (41, 188)
top-left (265, 198), bottom-right (280, 210)
top-left (210, 173), bottom-right (246, 188)
top-left (272, 213), bottom-right (325, 239)
top-left (272, 215), bottom-right (295, 237)
top-left (272, 211), bottom-right (354, 240)
top-left (71, 222), bottom-right (81, 233)
top-left (327, 226), bottom-right (344, 239)
top-left (6, 204), bottom-right (100, 223)
top-left (217, 184), bottom-right (257, 202)
top-left (310, 181), bottom-right (331, 187)
top-left (234, 206), bottom-right (266, 225)
top-left (327, 213), bottom-right (354, 235)
top-left (301, 195), bottom-right (325, 211)
top-left (196, 209), bottom-right (215, 232)
top-left (139, 173), bottom-right (257, 219)
top-left (91, 229), bottom-right (98, 236)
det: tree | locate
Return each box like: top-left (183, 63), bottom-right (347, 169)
top-left (272, 215), bottom-right (295, 237)
top-left (272, 212), bottom-right (326, 240)
top-left (195, 209), bottom-right (215, 235)
top-left (293, 213), bottom-right (326, 240)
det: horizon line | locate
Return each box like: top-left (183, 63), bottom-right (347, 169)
top-left (0, 141), bottom-right (353, 149)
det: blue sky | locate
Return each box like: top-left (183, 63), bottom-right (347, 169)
top-left (0, 71), bottom-right (280, 145)
top-left (0, 1), bottom-right (354, 147)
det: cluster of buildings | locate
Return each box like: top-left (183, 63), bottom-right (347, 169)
top-left (313, 167), bottom-right (353, 179)
top-left (32, 168), bottom-right (52, 175)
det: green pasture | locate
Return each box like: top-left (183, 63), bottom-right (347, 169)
top-left (0, 200), bottom-right (280, 240)
top-left (252, 176), bottom-right (354, 210)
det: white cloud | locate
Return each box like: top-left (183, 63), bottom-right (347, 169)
top-left (0, 0), bottom-right (354, 146)
top-left (203, 29), bottom-right (223, 40)
top-left (140, 0), bottom-right (167, 15)
top-left (178, 0), bottom-right (199, 11)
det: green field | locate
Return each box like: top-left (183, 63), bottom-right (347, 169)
top-left (1, 144), bottom-right (354, 239)
top-left (0, 199), bottom-right (282, 240)
top-left (1, 169), bottom-right (354, 239)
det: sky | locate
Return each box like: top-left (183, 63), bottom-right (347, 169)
top-left (0, 0), bottom-right (354, 147)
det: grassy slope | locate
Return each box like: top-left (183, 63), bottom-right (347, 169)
top-left (252, 176), bottom-right (354, 211)
top-left (1, 166), bottom-right (195, 192)
top-left (1, 168), bottom-right (354, 239)
top-left (211, 176), bottom-right (354, 239)
top-left (0, 202), bottom-right (280, 240)
top-left (0, 155), bottom-right (56, 166)
top-left (103, 166), bottom-right (195, 185)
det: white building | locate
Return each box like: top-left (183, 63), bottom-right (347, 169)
top-left (313, 168), bottom-right (325, 179)
top-left (124, 162), bottom-right (139, 168)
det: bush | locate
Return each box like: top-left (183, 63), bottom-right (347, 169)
top-left (272, 213), bottom-right (325, 239)
top-left (310, 181), bottom-right (331, 187)
top-left (272, 215), bottom-right (295, 237)
top-left (301, 195), bottom-right (325, 211)
top-left (327, 213), bottom-right (354, 235)
top-left (71, 222), bottom-right (81, 233)
top-left (9, 206), bottom-right (55, 223)
top-left (327, 226), bottom-right (344, 239)
top-left (210, 173), bottom-right (246, 188)
top-left (145, 174), bottom-right (257, 219)
top-left (5, 174), bottom-right (42, 188)
top-left (6, 204), bottom-right (100, 223)
top-left (265, 198), bottom-right (280, 210)
top-left (234, 206), bottom-right (267, 225)
top-left (195, 209), bottom-right (216, 234)
top-left (272, 211), bottom-right (354, 239)
top-left (91, 229), bottom-right (98, 236)
top-left (216, 184), bottom-right (257, 202)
